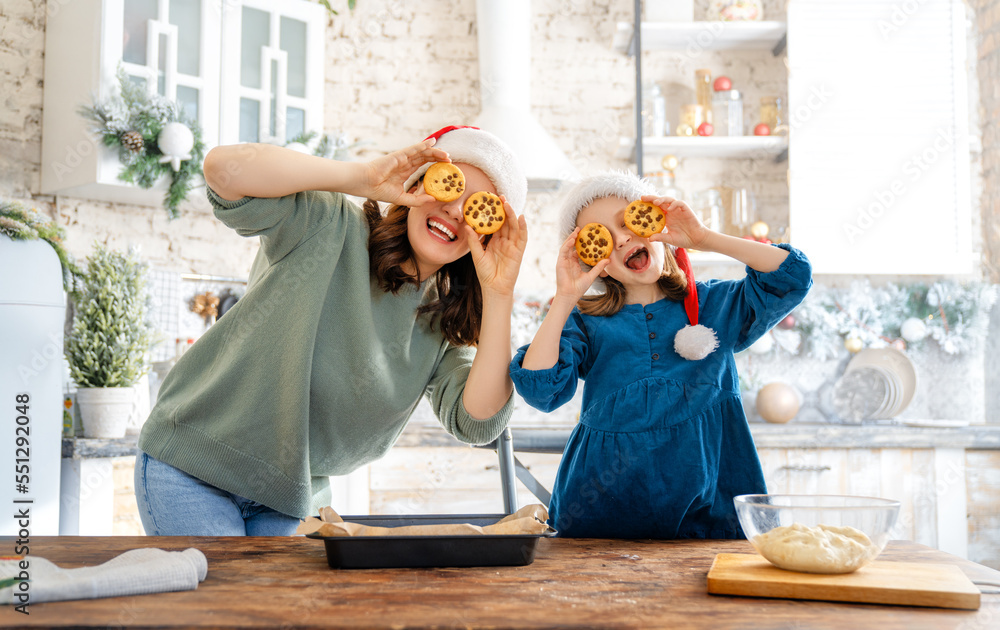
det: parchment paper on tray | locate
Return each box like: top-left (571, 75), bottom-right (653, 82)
top-left (296, 504), bottom-right (553, 537)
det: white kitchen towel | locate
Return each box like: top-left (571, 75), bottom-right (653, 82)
top-left (0, 547), bottom-right (207, 604)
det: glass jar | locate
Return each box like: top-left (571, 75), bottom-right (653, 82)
top-left (759, 96), bottom-right (788, 136)
top-left (640, 83), bottom-right (668, 138)
top-left (648, 170), bottom-right (684, 200)
top-left (707, 0), bottom-right (763, 21)
top-left (677, 104), bottom-right (706, 136)
top-left (697, 189), bottom-right (723, 233)
top-left (695, 69), bottom-right (713, 125)
top-left (712, 89), bottom-right (743, 137)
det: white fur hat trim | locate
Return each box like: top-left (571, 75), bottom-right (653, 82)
top-left (402, 126), bottom-right (527, 212)
top-left (558, 170), bottom-right (659, 241)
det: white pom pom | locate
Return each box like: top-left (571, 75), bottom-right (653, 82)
top-left (674, 324), bottom-right (719, 360)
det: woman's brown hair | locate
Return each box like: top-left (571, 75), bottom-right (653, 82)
top-left (577, 247), bottom-right (688, 317)
top-left (364, 198), bottom-right (486, 346)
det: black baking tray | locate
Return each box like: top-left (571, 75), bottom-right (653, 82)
top-left (305, 513), bottom-right (556, 569)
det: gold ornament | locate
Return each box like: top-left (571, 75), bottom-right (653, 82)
top-left (120, 130), bottom-right (145, 154)
top-left (750, 221), bottom-right (770, 239)
top-left (661, 155), bottom-right (679, 171)
top-left (675, 123), bottom-right (694, 137)
top-left (844, 336), bottom-right (864, 353)
top-left (190, 291), bottom-right (220, 321)
top-left (756, 382), bottom-right (801, 424)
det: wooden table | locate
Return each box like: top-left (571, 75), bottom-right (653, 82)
top-left (4, 536), bottom-right (998, 629)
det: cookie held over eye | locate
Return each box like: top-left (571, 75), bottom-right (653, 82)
top-left (463, 191), bottom-right (505, 235)
top-left (624, 200), bottom-right (665, 238)
top-left (575, 223), bottom-right (613, 266)
top-left (423, 162), bottom-right (466, 202)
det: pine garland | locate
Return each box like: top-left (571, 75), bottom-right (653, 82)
top-left (79, 69), bottom-right (205, 220)
top-left (788, 280), bottom-right (998, 359)
top-left (0, 199), bottom-right (83, 294)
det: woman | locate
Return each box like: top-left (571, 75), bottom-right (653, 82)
top-left (135, 126), bottom-right (528, 535)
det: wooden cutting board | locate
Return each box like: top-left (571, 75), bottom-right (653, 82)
top-left (707, 553), bottom-right (981, 610)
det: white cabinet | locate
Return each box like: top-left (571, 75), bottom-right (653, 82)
top-left (617, 1), bottom-right (973, 275)
top-left (219, 0), bottom-right (325, 145)
top-left (787, 0), bottom-right (972, 274)
top-left (40, 0), bottom-right (325, 207)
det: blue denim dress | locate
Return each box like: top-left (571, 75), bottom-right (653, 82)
top-left (510, 245), bottom-right (812, 539)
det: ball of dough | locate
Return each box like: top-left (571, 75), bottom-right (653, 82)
top-left (753, 523), bottom-right (879, 574)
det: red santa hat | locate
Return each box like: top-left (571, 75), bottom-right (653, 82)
top-left (558, 171), bottom-right (718, 360)
top-left (403, 125), bottom-right (527, 212)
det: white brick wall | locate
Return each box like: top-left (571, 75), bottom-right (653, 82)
top-left (0, 0), bottom-right (994, 283)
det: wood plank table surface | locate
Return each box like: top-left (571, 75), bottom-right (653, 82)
top-left (3, 536), bottom-right (998, 629)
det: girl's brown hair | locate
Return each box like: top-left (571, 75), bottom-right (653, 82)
top-left (577, 248), bottom-right (688, 317)
top-left (364, 197), bottom-right (485, 346)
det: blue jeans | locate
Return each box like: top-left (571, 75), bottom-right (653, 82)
top-left (134, 452), bottom-right (300, 536)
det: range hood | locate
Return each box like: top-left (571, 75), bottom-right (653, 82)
top-left (473, 0), bottom-right (580, 192)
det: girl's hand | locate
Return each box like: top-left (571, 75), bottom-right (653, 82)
top-left (464, 197), bottom-right (528, 299)
top-left (554, 228), bottom-right (609, 302)
top-left (361, 139), bottom-right (451, 207)
top-left (642, 195), bottom-right (711, 249)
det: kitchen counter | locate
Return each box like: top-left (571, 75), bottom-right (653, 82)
top-left (59, 423), bottom-right (1000, 456)
top-left (395, 422), bottom-right (1000, 450)
top-left (6, 536), bottom-right (998, 628)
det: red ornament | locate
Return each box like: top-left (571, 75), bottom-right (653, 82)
top-left (754, 123), bottom-right (771, 136)
top-left (697, 122), bottom-right (714, 136)
top-left (778, 314), bottom-right (796, 330)
top-left (713, 76), bottom-right (732, 91)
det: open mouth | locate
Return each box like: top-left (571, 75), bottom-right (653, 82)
top-left (625, 246), bottom-right (650, 272)
top-left (427, 218), bottom-right (458, 242)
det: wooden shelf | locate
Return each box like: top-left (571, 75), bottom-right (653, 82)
top-left (614, 21), bottom-right (787, 55)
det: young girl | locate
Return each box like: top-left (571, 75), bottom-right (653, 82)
top-left (136, 126), bottom-right (528, 535)
top-left (510, 171), bottom-right (812, 539)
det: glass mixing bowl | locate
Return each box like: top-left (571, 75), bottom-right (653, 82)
top-left (734, 494), bottom-right (901, 574)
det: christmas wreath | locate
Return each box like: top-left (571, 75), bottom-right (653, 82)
top-left (79, 69), bottom-right (205, 220)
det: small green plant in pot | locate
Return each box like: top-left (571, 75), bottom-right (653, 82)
top-left (65, 245), bottom-right (155, 438)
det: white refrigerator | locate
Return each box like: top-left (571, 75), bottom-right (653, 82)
top-left (0, 236), bottom-right (65, 535)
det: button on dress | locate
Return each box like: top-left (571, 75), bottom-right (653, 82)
top-left (510, 245), bottom-right (812, 539)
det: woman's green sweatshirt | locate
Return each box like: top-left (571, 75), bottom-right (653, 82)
top-left (138, 188), bottom-right (512, 517)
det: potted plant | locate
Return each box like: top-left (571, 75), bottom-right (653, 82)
top-left (65, 245), bottom-right (155, 438)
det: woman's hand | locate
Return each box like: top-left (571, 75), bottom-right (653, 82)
top-left (463, 197), bottom-right (528, 299)
top-left (554, 228), bottom-right (609, 303)
top-left (361, 139), bottom-right (451, 207)
top-left (643, 195), bottom-right (711, 250)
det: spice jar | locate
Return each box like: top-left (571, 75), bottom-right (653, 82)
top-left (712, 90), bottom-right (743, 137)
top-left (677, 105), bottom-right (706, 136)
top-left (694, 69), bottom-right (713, 125)
top-left (640, 83), bottom-right (668, 137)
top-left (759, 97), bottom-right (788, 136)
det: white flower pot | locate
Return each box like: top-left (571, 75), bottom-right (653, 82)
top-left (76, 387), bottom-right (135, 438)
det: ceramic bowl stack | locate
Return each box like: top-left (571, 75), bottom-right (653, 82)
top-left (832, 348), bottom-right (917, 423)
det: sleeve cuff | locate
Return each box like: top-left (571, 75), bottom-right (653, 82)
top-left (206, 185), bottom-right (254, 211)
top-left (453, 391), bottom-right (514, 446)
top-left (745, 243), bottom-right (813, 294)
